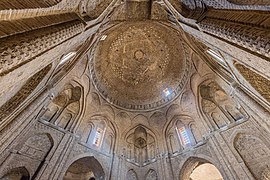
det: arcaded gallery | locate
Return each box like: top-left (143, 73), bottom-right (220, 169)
top-left (0, 0), bottom-right (269, 180)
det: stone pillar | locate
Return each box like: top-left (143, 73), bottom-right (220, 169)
top-left (39, 133), bottom-right (74, 180)
top-left (209, 133), bottom-right (255, 180)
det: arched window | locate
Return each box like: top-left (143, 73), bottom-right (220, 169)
top-left (92, 127), bottom-right (106, 148)
top-left (176, 125), bottom-right (192, 147)
top-left (84, 120), bottom-right (106, 149)
top-left (175, 120), bottom-right (194, 148)
top-left (82, 117), bottom-right (115, 154)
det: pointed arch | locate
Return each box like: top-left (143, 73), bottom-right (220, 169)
top-left (145, 169), bottom-right (158, 180)
top-left (198, 80), bottom-right (247, 130)
top-left (179, 157), bottom-right (224, 180)
top-left (0, 133), bottom-right (54, 179)
top-left (126, 169), bottom-right (138, 180)
top-left (63, 156), bottom-right (105, 180)
top-left (124, 124), bottom-right (157, 165)
top-left (0, 167), bottom-right (30, 180)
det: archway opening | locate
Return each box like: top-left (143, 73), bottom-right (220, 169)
top-left (1, 167), bottom-right (30, 180)
top-left (63, 157), bottom-right (105, 180)
top-left (180, 157), bottom-right (223, 180)
top-left (190, 163), bottom-right (223, 180)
